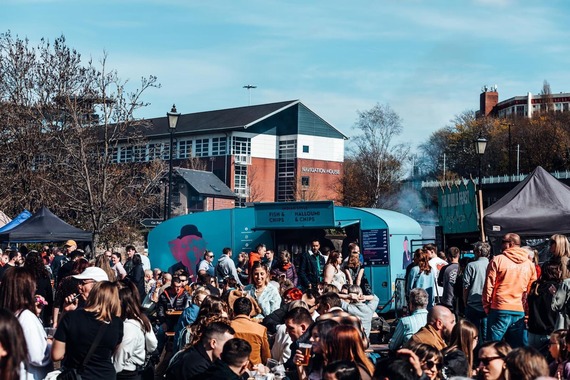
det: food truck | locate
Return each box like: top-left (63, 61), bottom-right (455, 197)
top-left (148, 201), bottom-right (421, 313)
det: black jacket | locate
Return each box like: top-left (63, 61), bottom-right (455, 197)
top-left (165, 343), bottom-right (212, 380)
top-left (298, 252), bottom-right (325, 290)
top-left (189, 359), bottom-right (242, 380)
top-left (527, 280), bottom-right (559, 334)
top-left (157, 286), bottom-right (190, 324)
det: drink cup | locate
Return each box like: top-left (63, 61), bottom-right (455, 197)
top-left (299, 343), bottom-right (312, 366)
top-left (44, 327), bottom-right (56, 339)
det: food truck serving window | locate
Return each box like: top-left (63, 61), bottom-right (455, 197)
top-left (362, 229), bottom-right (389, 265)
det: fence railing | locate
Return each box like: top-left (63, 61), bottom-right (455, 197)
top-left (421, 170), bottom-right (570, 188)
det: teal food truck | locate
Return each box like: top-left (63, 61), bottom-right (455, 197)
top-left (148, 201), bottom-right (421, 313)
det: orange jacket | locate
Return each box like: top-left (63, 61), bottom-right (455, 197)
top-left (248, 251), bottom-right (262, 283)
top-left (482, 247), bottom-right (537, 313)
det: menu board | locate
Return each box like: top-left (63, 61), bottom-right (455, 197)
top-left (361, 229), bottom-right (389, 265)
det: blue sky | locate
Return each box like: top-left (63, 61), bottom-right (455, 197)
top-left (3, 0), bottom-right (570, 150)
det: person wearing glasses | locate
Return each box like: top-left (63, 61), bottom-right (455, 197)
top-left (410, 343), bottom-right (443, 380)
top-left (197, 250), bottom-right (216, 278)
top-left (476, 341), bottom-right (511, 380)
top-left (63, 266), bottom-right (110, 312)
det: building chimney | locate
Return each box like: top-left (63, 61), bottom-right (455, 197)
top-left (480, 88), bottom-right (499, 117)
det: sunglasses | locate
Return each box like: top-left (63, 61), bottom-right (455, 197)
top-left (207, 255), bottom-right (214, 258)
top-left (424, 360), bottom-right (442, 370)
top-left (479, 356), bottom-right (502, 366)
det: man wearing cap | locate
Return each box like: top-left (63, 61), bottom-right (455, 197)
top-left (63, 240), bottom-right (77, 255)
top-left (63, 266), bottom-right (109, 312)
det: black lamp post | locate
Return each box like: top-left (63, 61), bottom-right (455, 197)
top-left (166, 104), bottom-right (180, 219)
top-left (475, 137), bottom-right (487, 241)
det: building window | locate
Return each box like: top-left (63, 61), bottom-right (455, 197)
top-left (195, 139), bottom-right (210, 157)
top-left (301, 176), bottom-right (310, 187)
top-left (234, 164), bottom-right (248, 207)
top-left (179, 140), bottom-right (192, 159)
top-left (212, 137), bottom-right (227, 156)
top-left (303, 145), bottom-right (309, 153)
top-left (277, 139), bottom-right (297, 202)
top-left (133, 144), bottom-right (147, 162)
top-left (161, 142), bottom-right (171, 161)
top-left (232, 136), bottom-right (251, 156)
top-left (118, 146), bottom-right (133, 163)
top-left (147, 143), bottom-right (160, 160)
top-left (564, 103), bottom-right (569, 112)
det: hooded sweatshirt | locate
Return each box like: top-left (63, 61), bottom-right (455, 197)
top-left (482, 246), bottom-right (537, 313)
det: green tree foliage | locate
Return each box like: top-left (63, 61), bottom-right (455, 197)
top-left (339, 103), bottom-right (409, 209)
top-left (0, 32), bottom-right (165, 248)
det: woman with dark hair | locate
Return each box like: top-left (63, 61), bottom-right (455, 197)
top-left (410, 343), bottom-right (443, 380)
top-left (547, 330), bottom-right (568, 379)
top-left (527, 260), bottom-right (562, 355)
top-left (52, 281), bottom-right (124, 380)
top-left (324, 251), bottom-right (347, 291)
top-left (127, 254), bottom-right (146, 302)
top-left (0, 267), bottom-right (53, 379)
top-left (476, 340), bottom-right (511, 380)
top-left (406, 249), bottom-right (436, 309)
top-left (321, 325), bottom-right (374, 380)
top-left (295, 319), bottom-right (339, 380)
top-left (0, 307), bottom-right (29, 380)
top-left (114, 280), bottom-right (157, 380)
top-left (53, 258), bottom-right (90, 327)
top-left (243, 262), bottom-right (281, 317)
top-left (271, 250), bottom-right (298, 286)
top-left (24, 250), bottom-right (54, 326)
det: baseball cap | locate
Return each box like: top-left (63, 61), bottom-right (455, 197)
top-left (73, 267), bottom-right (109, 282)
top-left (63, 240), bottom-right (77, 247)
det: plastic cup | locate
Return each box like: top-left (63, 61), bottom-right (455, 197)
top-left (298, 343), bottom-right (312, 366)
top-left (44, 327), bottom-right (56, 339)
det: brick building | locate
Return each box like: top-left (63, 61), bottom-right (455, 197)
top-left (117, 100), bottom-right (346, 213)
top-left (478, 85), bottom-right (570, 118)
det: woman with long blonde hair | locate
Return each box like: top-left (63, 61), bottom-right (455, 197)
top-left (52, 281), bottom-right (124, 379)
top-left (550, 234), bottom-right (570, 279)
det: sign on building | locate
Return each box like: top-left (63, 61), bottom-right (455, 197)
top-left (438, 181), bottom-right (478, 234)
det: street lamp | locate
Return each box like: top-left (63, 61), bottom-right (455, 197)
top-left (474, 137), bottom-right (487, 241)
top-left (166, 104), bottom-right (180, 219)
top-left (475, 137), bottom-right (488, 187)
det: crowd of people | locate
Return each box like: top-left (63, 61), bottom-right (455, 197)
top-left (0, 232), bottom-right (568, 380)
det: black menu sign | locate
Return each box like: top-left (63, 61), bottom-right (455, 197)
top-left (362, 229), bottom-right (389, 265)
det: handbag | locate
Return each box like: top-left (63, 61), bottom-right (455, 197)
top-left (57, 323), bottom-right (107, 380)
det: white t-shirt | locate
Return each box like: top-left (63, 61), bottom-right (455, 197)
top-left (429, 256), bottom-right (448, 297)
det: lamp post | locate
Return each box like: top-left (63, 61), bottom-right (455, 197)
top-left (167, 104), bottom-right (181, 219)
top-left (475, 137), bottom-right (487, 241)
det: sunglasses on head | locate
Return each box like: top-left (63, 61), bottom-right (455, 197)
top-left (424, 360), bottom-right (442, 370)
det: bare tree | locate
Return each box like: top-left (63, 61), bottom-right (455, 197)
top-left (0, 32), bottom-right (165, 248)
top-left (341, 103), bottom-right (410, 209)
